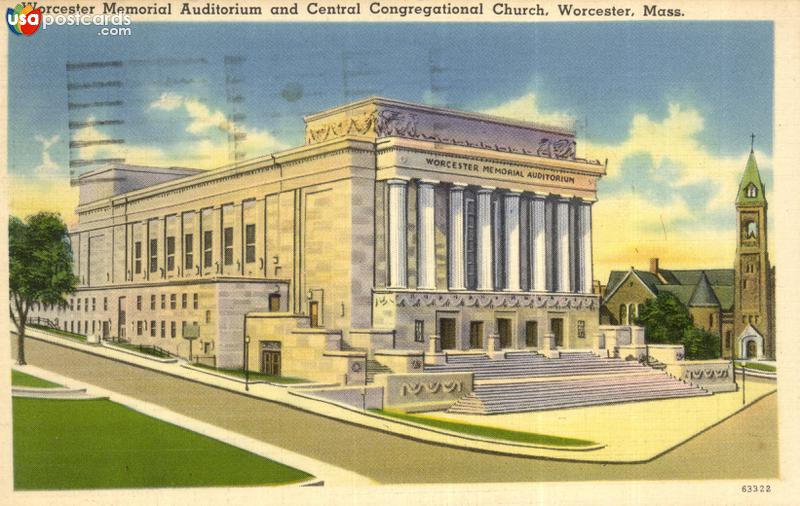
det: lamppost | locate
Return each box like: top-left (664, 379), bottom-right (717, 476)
top-left (244, 335), bottom-right (251, 392)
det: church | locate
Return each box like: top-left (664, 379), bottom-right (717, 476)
top-left (601, 145), bottom-right (776, 360)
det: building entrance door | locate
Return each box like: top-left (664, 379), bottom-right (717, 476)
top-left (102, 321), bottom-right (109, 339)
top-left (309, 301), bottom-right (319, 327)
top-left (117, 297), bottom-right (126, 339)
top-left (469, 321), bottom-right (483, 349)
top-left (497, 318), bottom-right (512, 348)
top-left (260, 350), bottom-right (281, 376)
top-left (551, 318), bottom-right (564, 347)
top-left (746, 340), bottom-right (757, 359)
top-left (439, 318), bottom-right (457, 350)
top-left (525, 321), bottom-right (538, 348)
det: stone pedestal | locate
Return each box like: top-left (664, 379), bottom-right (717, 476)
top-left (541, 332), bottom-right (560, 358)
top-left (593, 332), bottom-right (608, 357)
top-left (424, 334), bottom-right (445, 365)
top-left (485, 334), bottom-right (504, 359)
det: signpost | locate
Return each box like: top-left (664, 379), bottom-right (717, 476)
top-left (182, 323), bottom-right (200, 362)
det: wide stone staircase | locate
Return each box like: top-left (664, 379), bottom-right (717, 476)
top-left (366, 359), bottom-right (394, 384)
top-left (426, 351), bottom-right (710, 415)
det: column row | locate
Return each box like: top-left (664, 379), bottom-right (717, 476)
top-left (385, 179), bottom-right (594, 294)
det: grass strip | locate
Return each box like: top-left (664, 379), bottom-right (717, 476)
top-left (12, 370), bottom-right (62, 389)
top-left (739, 362), bottom-right (776, 372)
top-left (370, 409), bottom-right (596, 447)
top-left (191, 362), bottom-right (309, 384)
top-left (28, 324), bottom-right (86, 341)
top-left (13, 397), bottom-right (312, 489)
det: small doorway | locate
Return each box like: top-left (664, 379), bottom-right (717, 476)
top-left (261, 349), bottom-right (281, 376)
top-left (102, 321), bottom-right (109, 339)
top-left (746, 340), bottom-right (758, 359)
top-left (268, 294), bottom-right (281, 312)
top-left (525, 321), bottom-right (538, 348)
top-left (117, 297), bottom-right (126, 339)
top-left (469, 321), bottom-right (484, 349)
top-left (309, 301), bottom-right (320, 327)
top-left (439, 317), bottom-right (457, 350)
top-left (497, 318), bottom-right (512, 348)
top-left (551, 318), bottom-right (564, 347)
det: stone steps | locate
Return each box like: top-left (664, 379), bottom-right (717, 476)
top-left (365, 359), bottom-right (393, 384)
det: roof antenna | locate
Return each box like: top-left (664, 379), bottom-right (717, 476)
top-left (750, 133), bottom-right (755, 153)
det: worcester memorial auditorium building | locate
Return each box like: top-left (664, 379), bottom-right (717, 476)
top-left (30, 97), bottom-right (607, 382)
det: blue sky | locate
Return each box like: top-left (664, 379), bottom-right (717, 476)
top-left (8, 21), bottom-right (774, 279)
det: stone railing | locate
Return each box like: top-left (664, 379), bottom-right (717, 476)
top-left (372, 371), bottom-right (474, 411)
top-left (665, 360), bottom-right (736, 393)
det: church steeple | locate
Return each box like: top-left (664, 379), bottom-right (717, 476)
top-left (736, 143), bottom-right (766, 206)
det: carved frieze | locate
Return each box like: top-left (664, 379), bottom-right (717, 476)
top-left (400, 380), bottom-right (463, 396)
top-left (374, 291), bottom-right (597, 310)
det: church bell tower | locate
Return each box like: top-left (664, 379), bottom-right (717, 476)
top-left (733, 137), bottom-right (774, 359)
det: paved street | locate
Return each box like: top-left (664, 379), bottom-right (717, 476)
top-left (11, 336), bottom-right (779, 483)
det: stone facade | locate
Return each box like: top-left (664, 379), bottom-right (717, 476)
top-left (29, 97), bottom-right (606, 382)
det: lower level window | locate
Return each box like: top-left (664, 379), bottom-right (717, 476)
top-left (414, 320), bottom-right (425, 342)
top-left (577, 320), bottom-right (586, 339)
top-left (170, 321), bottom-right (176, 338)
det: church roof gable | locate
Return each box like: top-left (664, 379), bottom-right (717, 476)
top-left (688, 271), bottom-right (722, 307)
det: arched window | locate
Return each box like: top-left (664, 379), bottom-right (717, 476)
top-left (746, 183), bottom-right (758, 198)
top-left (746, 221), bottom-right (758, 238)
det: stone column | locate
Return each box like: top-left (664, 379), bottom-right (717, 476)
top-left (448, 184), bottom-right (466, 290)
top-left (476, 188), bottom-right (494, 291)
top-left (530, 195), bottom-right (547, 292)
top-left (579, 200), bottom-right (594, 294)
top-left (417, 180), bottom-right (437, 290)
top-left (387, 179), bottom-right (408, 288)
top-left (556, 198), bottom-right (571, 292)
top-left (504, 191), bottom-right (521, 291)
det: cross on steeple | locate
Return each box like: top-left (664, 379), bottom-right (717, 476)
top-left (750, 133), bottom-right (756, 153)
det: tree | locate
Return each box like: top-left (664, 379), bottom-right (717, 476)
top-left (634, 292), bottom-right (693, 345)
top-left (682, 327), bottom-right (721, 360)
top-left (9, 212), bottom-right (78, 365)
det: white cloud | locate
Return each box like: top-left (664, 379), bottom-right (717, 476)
top-left (480, 93), bottom-right (575, 130)
top-left (32, 133), bottom-right (60, 174)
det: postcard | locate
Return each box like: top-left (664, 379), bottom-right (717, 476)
top-left (1, 1), bottom-right (798, 504)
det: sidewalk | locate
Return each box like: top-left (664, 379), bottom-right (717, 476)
top-left (20, 327), bottom-right (776, 462)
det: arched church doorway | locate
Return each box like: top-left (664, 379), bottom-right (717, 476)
top-left (746, 340), bottom-right (758, 359)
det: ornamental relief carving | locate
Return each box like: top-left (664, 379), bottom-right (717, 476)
top-left (386, 292), bottom-right (596, 310)
top-left (306, 106), bottom-right (585, 162)
top-left (683, 368), bottom-right (730, 381)
top-left (400, 380), bottom-right (463, 396)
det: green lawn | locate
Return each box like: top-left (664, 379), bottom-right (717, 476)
top-left (192, 362), bottom-right (309, 384)
top-left (370, 409), bottom-right (596, 447)
top-left (739, 362), bottom-right (776, 372)
top-left (12, 370), bottom-right (62, 389)
top-left (28, 324), bottom-right (86, 341)
top-left (13, 398), bottom-right (312, 489)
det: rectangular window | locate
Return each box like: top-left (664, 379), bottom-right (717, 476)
top-left (161, 320), bottom-right (166, 338)
top-left (92, 321), bottom-right (96, 334)
top-left (77, 321), bottom-right (81, 333)
top-left (193, 293), bottom-right (199, 309)
top-left (84, 298), bottom-right (89, 312)
top-left (223, 227), bottom-right (234, 266)
top-left (181, 320), bottom-right (187, 338)
top-left (184, 233), bottom-right (194, 270)
top-left (136, 296), bottom-right (142, 311)
top-left (577, 320), bottom-right (586, 339)
top-left (161, 294), bottom-right (166, 309)
top-left (203, 230), bottom-right (213, 268)
top-left (134, 241), bottom-right (142, 274)
top-left (70, 298), bottom-right (74, 311)
top-left (150, 320), bottom-right (156, 337)
top-left (149, 238), bottom-right (158, 273)
top-left (150, 294), bottom-right (156, 310)
top-left (205, 310), bottom-right (211, 324)
top-left (137, 320), bottom-right (143, 336)
top-left (103, 297), bottom-right (108, 311)
top-left (182, 293), bottom-right (187, 309)
top-left (92, 298), bottom-right (96, 311)
top-left (77, 298), bottom-right (81, 311)
top-left (166, 236), bottom-right (176, 271)
top-left (414, 320), bottom-right (425, 343)
top-left (170, 294), bottom-right (176, 310)
top-left (170, 321), bottom-right (176, 338)
top-left (245, 224), bottom-right (256, 264)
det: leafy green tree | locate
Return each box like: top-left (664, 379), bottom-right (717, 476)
top-left (634, 292), bottom-right (694, 344)
top-left (682, 327), bottom-right (721, 360)
top-left (9, 212), bottom-right (78, 365)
